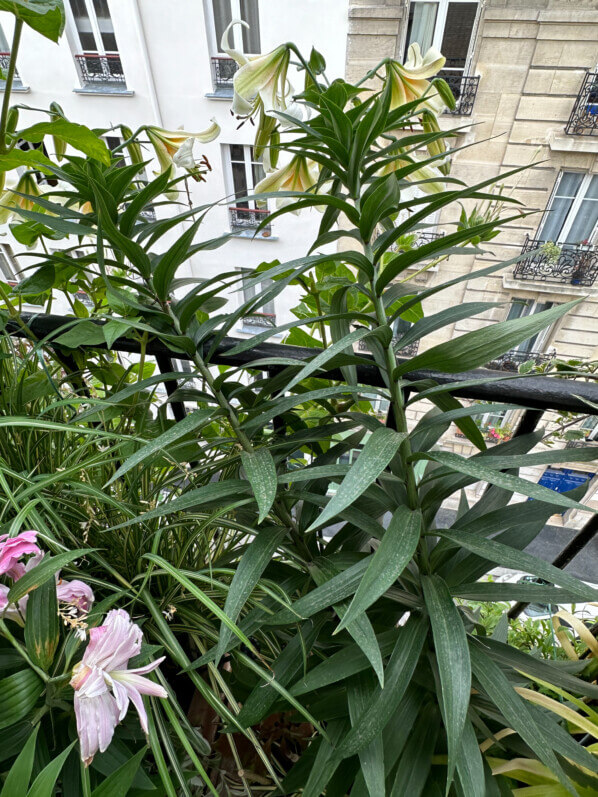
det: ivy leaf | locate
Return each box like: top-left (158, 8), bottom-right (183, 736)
top-left (18, 119), bottom-right (110, 165)
top-left (0, 0), bottom-right (65, 43)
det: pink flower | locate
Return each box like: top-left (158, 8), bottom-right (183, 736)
top-left (0, 584), bottom-right (27, 623)
top-left (70, 609), bottom-right (167, 764)
top-left (0, 531), bottom-right (41, 580)
top-left (56, 579), bottom-right (94, 613)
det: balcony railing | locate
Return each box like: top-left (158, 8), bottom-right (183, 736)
top-left (74, 53), bottom-right (126, 88)
top-left (242, 313), bottom-right (277, 328)
top-left (0, 52), bottom-right (23, 89)
top-left (514, 235), bottom-right (598, 287)
top-left (486, 349), bottom-right (554, 372)
top-left (211, 56), bottom-right (238, 92)
top-left (229, 206), bottom-right (271, 236)
top-left (389, 230), bottom-right (445, 253)
top-left (565, 439), bottom-right (598, 449)
top-left (359, 338), bottom-right (420, 358)
top-left (565, 71), bottom-right (598, 137)
top-left (438, 67), bottom-right (479, 116)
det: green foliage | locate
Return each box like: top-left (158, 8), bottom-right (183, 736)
top-left (0, 26), bottom-right (596, 797)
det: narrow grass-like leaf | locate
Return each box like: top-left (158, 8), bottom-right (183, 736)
top-left (90, 747), bottom-right (148, 797)
top-left (306, 427), bottom-right (405, 532)
top-left (27, 742), bottom-right (75, 797)
top-left (469, 641), bottom-right (573, 793)
top-left (422, 574), bottom-right (470, 791)
top-left (105, 408), bottom-right (214, 485)
top-left (24, 577), bottom-right (59, 672)
top-left (456, 720), bottom-right (486, 797)
top-left (348, 672), bottom-right (385, 797)
top-left (394, 299), bottom-right (582, 376)
top-left (0, 726), bottom-right (38, 797)
top-left (214, 526), bottom-right (286, 665)
top-left (0, 671), bottom-right (43, 731)
top-left (338, 506), bottom-right (421, 630)
top-left (240, 448), bottom-right (278, 523)
top-left (8, 549), bottom-right (90, 604)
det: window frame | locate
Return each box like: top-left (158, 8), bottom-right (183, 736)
top-left (505, 298), bottom-right (556, 354)
top-left (403, 0), bottom-right (481, 76)
top-left (238, 268), bottom-right (276, 330)
top-left (66, 0), bottom-right (118, 56)
top-left (539, 170), bottom-right (598, 246)
top-left (0, 244), bottom-right (18, 281)
top-left (205, 0), bottom-right (260, 55)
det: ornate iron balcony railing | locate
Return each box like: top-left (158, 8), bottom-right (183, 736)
top-left (74, 53), bottom-right (126, 87)
top-left (514, 235), bottom-right (598, 287)
top-left (486, 349), bottom-right (554, 372)
top-left (211, 56), bottom-right (238, 91)
top-left (0, 52), bottom-right (23, 89)
top-left (359, 338), bottom-right (420, 358)
top-left (565, 439), bottom-right (598, 449)
top-left (438, 69), bottom-right (479, 116)
top-left (229, 206), bottom-right (271, 234)
top-left (389, 230), bottom-right (445, 253)
top-left (242, 313), bottom-right (277, 328)
top-left (565, 71), bottom-right (598, 137)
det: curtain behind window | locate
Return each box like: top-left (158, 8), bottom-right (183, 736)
top-left (212, 0), bottom-right (232, 51)
top-left (405, 2), bottom-right (438, 57)
top-left (240, 0), bottom-right (260, 53)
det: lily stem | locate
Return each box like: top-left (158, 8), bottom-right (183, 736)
top-left (0, 19), bottom-right (23, 154)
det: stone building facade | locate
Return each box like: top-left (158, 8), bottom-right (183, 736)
top-left (346, 0), bottom-right (598, 525)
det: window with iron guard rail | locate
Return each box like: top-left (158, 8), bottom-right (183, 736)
top-left (74, 53), bottom-right (126, 87)
top-left (0, 52), bottom-right (24, 90)
top-left (229, 206), bottom-right (271, 236)
top-left (486, 349), bottom-right (555, 372)
top-left (439, 66), bottom-right (479, 116)
top-left (514, 235), bottom-right (598, 287)
top-left (565, 72), bottom-right (598, 137)
top-left (211, 56), bottom-right (238, 92)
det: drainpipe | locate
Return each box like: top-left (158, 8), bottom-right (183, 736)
top-left (131, 0), bottom-right (163, 126)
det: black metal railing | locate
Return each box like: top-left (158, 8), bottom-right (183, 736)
top-left (74, 53), bottom-right (126, 87)
top-left (486, 349), bottom-right (554, 372)
top-left (242, 313), bottom-right (277, 328)
top-left (211, 56), bottom-right (238, 91)
top-left (4, 311), bottom-right (598, 611)
top-left (565, 71), bottom-right (598, 137)
top-left (0, 52), bottom-right (23, 89)
top-left (438, 70), bottom-right (480, 116)
top-left (359, 338), bottom-right (420, 358)
top-left (566, 439), bottom-right (598, 449)
top-left (514, 236), bottom-right (598, 287)
top-left (229, 206), bottom-right (271, 234)
top-left (389, 230), bottom-right (445, 253)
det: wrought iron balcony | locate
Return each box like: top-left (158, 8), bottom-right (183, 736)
top-left (211, 56), bottom-right (238, 92)
top-left (389, 230), bottom-right (444, 253)
top-left (0, 52), bottom-right (24, 89)
top-left (565, 439), bottom-right (598, 449)
top-left (514, 235), bottom-right (598, 287)
top-left (242, 313), bottom-right (277, 328)
top-left (565, 71), bottom-right (598, 137)
top-left (358, 338), bottom-right (420, 358)
top-left (74, 53), bottom-right (126, 88)
top-left (438, 66), bottom-right (479, 116)
top-left (486, 349), bottom-right (554, 372)
top-left (229, 206), bottom-right (271, 235)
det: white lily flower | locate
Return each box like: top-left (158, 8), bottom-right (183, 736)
top-left (378, 154), bottom-right (446, 195)
top-left (387, 43), bottom-right (447, 114)
top-left (255, 155), bottom-right (321, 212)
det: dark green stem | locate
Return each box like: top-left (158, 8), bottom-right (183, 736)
top-left (0, 19), bottom-right (23, 153)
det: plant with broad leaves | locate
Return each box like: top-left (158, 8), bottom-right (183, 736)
top-left (0, 10), bottom-right (597, 797)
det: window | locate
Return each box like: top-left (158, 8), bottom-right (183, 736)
top-left (208, 0), bottom-right (260, 54)
top-left (405, 1), bottom-right (478, 75)
top-left (68, 0), bottom-right (125, 88)
top-left (580, 416), bottom-right (598, 441)
top-left (105, 135), bottom-right (126, 168)
top-left (227, 145), bottom-right (271, 236)
top-left (0, 24), bottom-right (23, 90)
top-left (505, 299), bottom-right (554, 355)
top-left (539, 172), bottom-right (598, 246)
top-left (240, 270), bottom-right (276, 329)
top-left (0, 244), bottom-right (17, 281)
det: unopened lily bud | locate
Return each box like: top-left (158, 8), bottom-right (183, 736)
top-left (6, 106), bottom-right (18, 136)
top-left (430, 77), bottom-right (456, 111)
top-left (253, 108), bottom-right (277, 163)
top-left (120, 125), bottom-right (143, 165)
top-left (49, 101), bottom-right (67, 161)
top-left (421, 109), bottom-right (450, 175)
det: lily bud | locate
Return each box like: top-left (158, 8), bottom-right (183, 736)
top-left (421, 109), bottom-right (450, 176)
top-left (430, 77), bottom-right (457, 112)
top-left (120, 125), bottom-right (143, 165)
top-left (6, 106), bottom-right (18, 136)
top-left (49, 101), bottom-right (67, 161)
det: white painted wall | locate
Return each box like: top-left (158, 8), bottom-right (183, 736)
top-left (0, 0), bottom-right (349, 327)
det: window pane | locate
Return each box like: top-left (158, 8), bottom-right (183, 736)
top-left (0, 24), bottom-right (9, 52)
top-left (566, 175), bottom-right (598, 245)
top-left (405, 2), bottom-right (438, 56)
top-left (212, 0), bottom-right (232, 51)
top-left (517, 301), bottom-right (553, 353)
top-left (240, 0), bottom-right (260, 53)
top-left (92, 0), bottom-right (117, 51)
top-left (251, 159), bottom-right (265, 188)
top-left (229, 143), bottom-right (245, 162)
top-left (393, 316), bottom-right (412, 336)
top-left (70, 0), bottom-right (97, 51)
top-left (540, 171), bottom-right (584, 242)
top-left (441, 2), bottom-right (478, 71)
top-left (505, 298), bottom-right (531, 321)
top-left (231, 162), bottom-right (248, 202)
top-left (0, 246), bottom-right (15, 280)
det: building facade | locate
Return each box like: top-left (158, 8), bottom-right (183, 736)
top-left (346, 0), bottom-right (598, 523)
top-left (0, 0), bottom-right (348, 331)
